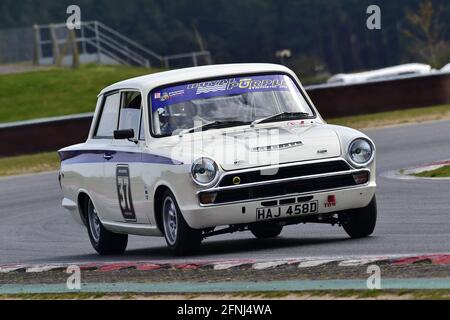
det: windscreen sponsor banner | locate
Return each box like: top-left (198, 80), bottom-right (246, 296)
top-left (151, 75), bottom-right (290, 111)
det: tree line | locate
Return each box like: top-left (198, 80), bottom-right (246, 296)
top-left (1, 0), bottom-right (449, 80)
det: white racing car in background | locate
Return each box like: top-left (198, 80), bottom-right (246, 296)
top-left (327, 63), bottom-right (432, 84)
top-left (58, 64), bottom-right (377, 256)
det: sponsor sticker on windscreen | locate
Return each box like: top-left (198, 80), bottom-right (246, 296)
top-left (151, 75), bottom-right (290, 111)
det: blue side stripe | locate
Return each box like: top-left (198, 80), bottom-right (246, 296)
top-left (59, 150), bottom-right (183, 165)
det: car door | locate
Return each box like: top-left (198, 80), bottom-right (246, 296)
top-left (91, 91), bottom-right (122, 222)
top-left (103, 90), bottom-right (150, 224)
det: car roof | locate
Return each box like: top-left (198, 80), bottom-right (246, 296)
top-left (99, 63), bottom-right (295, 95)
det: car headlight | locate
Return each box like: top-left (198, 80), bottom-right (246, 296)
top-left (191, 158), bottom-right (219, 186)
top-left (348, 138), bottom-right (374, 166)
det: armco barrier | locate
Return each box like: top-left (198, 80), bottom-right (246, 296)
top-left (307, 71), bottom-right (450, 118)
top-left (1, 72), bottom-right (450, 157)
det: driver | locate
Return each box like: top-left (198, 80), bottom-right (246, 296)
top-left (158, 102), bottom-right (196, 135)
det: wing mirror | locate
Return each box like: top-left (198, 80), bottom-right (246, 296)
top-left (114, 129), bottom-right (137, 143)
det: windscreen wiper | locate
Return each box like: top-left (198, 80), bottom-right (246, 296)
top-left (251, 112), bottom-right (311, 127)
top-left (180, 120), bottom-right (250, 135)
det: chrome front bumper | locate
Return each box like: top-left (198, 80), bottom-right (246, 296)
top-left (184, 184), bottom-right (376, 229)
top-left (197, 158), bottom-right (371, 207)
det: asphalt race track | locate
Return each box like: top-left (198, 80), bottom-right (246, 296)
top-left (1, 120), bottom-right (449, 265)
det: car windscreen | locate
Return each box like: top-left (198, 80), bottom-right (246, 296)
top-left (149, 74), bottom-right (315, 137)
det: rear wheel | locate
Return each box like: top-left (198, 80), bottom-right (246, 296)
top-left (86, 199), bottom-right (128, 255)
top-left (162, 190), bottom-right (202, 256)
top-left (250, 223), bottom-right (283, 239)
top-left (341, 196), bottom-right (377, 238)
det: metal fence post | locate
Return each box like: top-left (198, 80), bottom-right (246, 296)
top-left (69, 29), bottom-right (80, 68)
top-left (94, 21), bottom-right (102, 63)
top-left (80, 23), bottom-right (87, 54)
top-left (32, 25), bottom-right (41, 66)
top-left (164, 57), bottom-right (169, 69)
top-left (49, 24), bottom-right (60, 65)
top-left (206, 52), bottom-right (213, 65)
top-left (192, 52), bottom-right (198, 67)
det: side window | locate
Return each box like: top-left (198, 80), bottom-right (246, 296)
top-left (118, 91), bottom-right (142, 139)
top-left (96, 93), bottom-right (121, 138)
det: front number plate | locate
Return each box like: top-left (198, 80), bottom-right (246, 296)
top-left (256, 201), bottom-right (319, 221)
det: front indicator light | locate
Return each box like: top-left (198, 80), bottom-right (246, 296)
top-left (353, 172), bottom-right (369, 185)
top-left (199, 192), bottom-right (217, 205)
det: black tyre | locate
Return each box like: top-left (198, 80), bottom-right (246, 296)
top-left (341, 196), bottom-right (377, 238)
top-left (86, 199), bottom-right (128, 255)
top-left (250, 223), bottom-right (283, 239)
top-left (162, 190), bottom-right (202, 256)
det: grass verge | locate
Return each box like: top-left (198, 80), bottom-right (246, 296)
top-left (413, 165), bottom-right (450, 178)
top-left (328, 103), bottom-right (450, 129)
top-left (0, 65), bottom-right (159, 123)
top-left (0, 152), bottom-right (59, 177)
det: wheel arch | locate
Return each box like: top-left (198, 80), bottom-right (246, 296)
top-left (153, 184), bottom-right (173, 234)
top-left (77, 189), bottom-right (96, 227)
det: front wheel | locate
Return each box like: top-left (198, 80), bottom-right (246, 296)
top-left (341, 196), bottom-right (377, 238)
top-left (162, 191), bottom-right (202, 256)
top-left (86, 199), bottom-right (128, 255)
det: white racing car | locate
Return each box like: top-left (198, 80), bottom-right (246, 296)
top-left (59, 64), bottom-right (377, 256)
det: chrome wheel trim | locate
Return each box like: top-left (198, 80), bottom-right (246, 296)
top-left (163, 196), bottom-right (178, 246)
top-left (88, 201), bottom-right (101, 243)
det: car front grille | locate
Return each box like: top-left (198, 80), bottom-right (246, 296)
top-left (200, 172), bottom-right (368, 205)
top-left (218, 160), bottom-right (351, 187)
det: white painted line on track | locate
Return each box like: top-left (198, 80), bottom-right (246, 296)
top-left (252, 260), bottom-right (290, 270)
top-left (25, 265), bottom-right (65, 273)
top-left (0, 266), bottom-right (24, 273)
top-left (338, 258), bottom-right (381, 267)
top-left (213, 262), bottom-right (250, 271)
top-left (297, 260), bottom-right (336, 268)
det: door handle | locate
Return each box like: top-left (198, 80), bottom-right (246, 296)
top-left (103, 154), bottom-right (114, 161)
